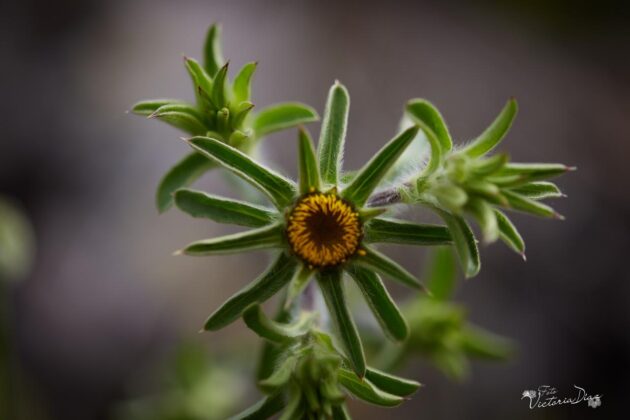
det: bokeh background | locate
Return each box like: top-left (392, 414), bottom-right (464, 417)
top-left (2, 0), bottom-right (629, 419)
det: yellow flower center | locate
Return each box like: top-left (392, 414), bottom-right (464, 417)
top-left (286, 192), bottom-right (362, 268)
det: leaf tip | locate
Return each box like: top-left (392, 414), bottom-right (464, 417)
top-left (172, 249), bottom-right (184, 256)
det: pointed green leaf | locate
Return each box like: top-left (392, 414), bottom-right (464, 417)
top-left (466, 198), bottom-right (499, 243)
top-left (131, 99), bottom-right (183, 116)
top-left (347, 265), bottom-right (408, 341)
top-left (181, 223), bottom-right (284, 256)
top-left (174, 188), bottom-right (276, 227)
top-left (285, 266), bottom-right (313, 309)
top-left (233, 62), bottom-right (257, 103)
top-left (354, 247), bottom-right (424, 291)
top-left (252, 102), bottom-right (319, 138)
top-left (462, 99), bottom-right (518, 158)
top-left (156, 152), bottom-right (215, 213)
top-left (425, 247), bottom-right (457, 301)
top-left (227, 394), bottom-right (285, 420)
top-left (188, 136), bottom-right (297, 209)
top-left (184, 57), bottom-right (213, 106)
top-left (364, 217), bottom-right (451, 246)
top-left (316, 270), bottom-right (366, 376)
top-left (494, 162), bottom-right (573, 184)
top-left (364, 368), bottom-right (421, 397)
top-left (406, 99), bottom-right (453, 152)
top-left (433, 350), bottom-right (469, 381)
top-left (278, 392), bottom-right (303, 420)
top-left (211, 62), bottom-right (230, 108)
top-left (338, 369), bottom-right (404, 407)
top-left (318, 82), bottom-right (350, 185)
top-left (243, 304), bottom-right (313, 344)
top-left (494, 209), bottom-right (525, 256)
top-left (203, 24), bottom-right (225, 77)
top-left (149, 107), bottom-right (207, 135)
top-left (342, 125), bottom-right (419, 206)
top-left (435, 209), bottom-right (480, 278)
top-left (509, 181), bottom-right (563, 200)
top-left (297, 127), bottom-right (321, 194)
top-left (502, 190), bottom-right (560, 218)
top-left (204, 253), bottom-right (299, 330)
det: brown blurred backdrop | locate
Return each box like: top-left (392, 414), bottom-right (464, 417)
top-left (1, 0), bottom-right (629, 419)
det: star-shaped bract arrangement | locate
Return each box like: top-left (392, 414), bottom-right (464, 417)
top-left (173, 82), bottom-right (452, 378)
top-left (131, 24), bottom-right (318, 212)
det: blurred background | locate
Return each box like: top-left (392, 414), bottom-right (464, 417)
top-left (1, 0), bottom-right (629, 418)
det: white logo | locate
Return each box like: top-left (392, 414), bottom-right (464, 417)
top-left (521, 385), bottom-right (602, 409)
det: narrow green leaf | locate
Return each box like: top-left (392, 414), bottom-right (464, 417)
top-left (364, 368), bottom-right (421, 397)
top-left (502, 190), bottom-right (560, 218)
top-left (354, 247), bottom-right (425, 291)
top-left (425, 247), bottom-right (457, 301)
top-left (130, 99), bottom-right (183, 116)
top-left (433, 350), bottom-right (469, 381)
top-left (184, 57), bottom-right (213, 105)
top-left (406, 98), bottom-right (452, 152)
top-left (233, 62), bottom-right (257, 103)
top-left (174, 188), bottom-right (276, 227)
top-left (298, 127), bottom-right (321, 194)
top-left (466, 198), bottom-right (499, 243)
top-left (149, 108), bottom-right (207, 135)
top-left (317, 270), bottom-right (366, 376)
top-left (462, 99), bottom-right (518, 158)
top-left (285, 266), bottom-right (313, 309)
top-left (342, 125), bottom-right (419, 206)
top-left (211, 62), bottom-right (230, 109)
top-left (318, 82), bottom-right (350, 185)
top-left (432, 184), bottom-right (468, 212)
top-left (181, 223), bottom-right (284, 256)
top-left (188, 136), bottom-right (297, 209)
top-left (252, 102), bottom-right (319, 138)
top-left (338, 369), bottom-right (404, 407)
top-left (509, 181), bottom-right (563, 200)
top-left (243, 304), bottom-right (312, 344)
top-left (258, 356), bottom-right (295, 393)
top-left (347, 265), bottom-right (408, 341)
top-left (227, 394), bottom-right (285, 420)
top-left (435, 209), bottom-right (480, 278)
top-left (156, 152), bottom-right (215, 213)
top-left (494, 162), bottom-right (573, 184)
top-left (203, 24), bottom-right (225, 77)
top-left (494, 209), bottom-right (525, 256)
top-left (364, 218), bottom-right (451, 246)
top-left (204, 253), bottom-right (299, 330)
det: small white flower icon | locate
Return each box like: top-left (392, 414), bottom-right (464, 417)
top-left (522, 390), bottom-right (537, 399)
top-left (587, 396), bottom-right (601, 408)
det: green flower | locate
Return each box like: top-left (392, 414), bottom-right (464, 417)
top-left (131, 24), bottom-right (318, 212)
top-left (394, 98), bottom-right (573, 276)
top-left (173, 82), bottom-right (452, 376)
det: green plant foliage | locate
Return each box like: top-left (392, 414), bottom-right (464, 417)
top-left (132, 24), bottom-right (318, 212)
top-left (133, 23), bottom-right (573, 419)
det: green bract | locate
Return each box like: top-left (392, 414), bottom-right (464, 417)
top-left (131, 24), bottom-right (319, 212)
